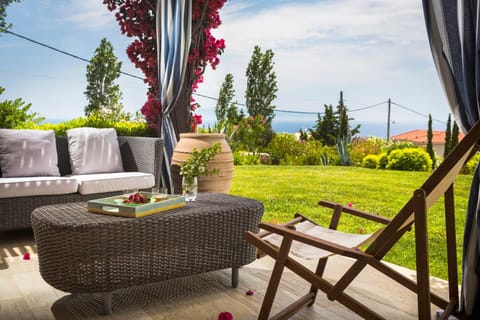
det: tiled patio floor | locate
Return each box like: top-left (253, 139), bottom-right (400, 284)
top-left (0, 229), bottom-right (452, 319)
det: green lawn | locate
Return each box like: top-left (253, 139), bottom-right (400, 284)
top-left (230, 165), bottom-right (473, 281)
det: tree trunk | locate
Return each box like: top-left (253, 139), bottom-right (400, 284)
top-left (170, 63), bottom-right (194, 140)
top-left (171, 84), bottom-right (191, 139)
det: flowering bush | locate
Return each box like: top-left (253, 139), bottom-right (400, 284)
top-left (180, 142), bottom-right (221, 179)
top-left (103, 0), bottom-right (226, 133)
top-left (231, 115), bottom-right (267, 152)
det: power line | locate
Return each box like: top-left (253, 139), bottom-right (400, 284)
top-left (4, 30), bottom-right (448, 125)
top-left (194, 92), bottom-right (319, 114)
top-left (349, 101), bottom-right (388, 112)
top-left (4, 30), bottom-right (145, 81)
top-left (194, 92), bottom-right (389, 116)
top-left (391, 101), bottom-right (446, 125)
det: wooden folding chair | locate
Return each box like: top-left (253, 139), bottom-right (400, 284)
top-left (245, 120), bottom-right (480, 320)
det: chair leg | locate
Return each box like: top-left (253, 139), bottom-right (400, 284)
top-left (258, 237), bottom-right (293, 320)
top-left (444, 185), bottom-right (459, 311)
top-left (308, 257), bottom-right (328, 306)
top-left (103, 292), bottom-right (112, 315)
top-left (232, 267), bottom-right (239, 288)
top-left (413, 189), bottom-right (431, 320)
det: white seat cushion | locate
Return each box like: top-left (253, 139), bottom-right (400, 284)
top-left (71, 172), bottom-right (155, 195)
top-left (0, 176), bottom-right (78, 198)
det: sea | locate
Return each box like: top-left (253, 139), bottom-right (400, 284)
top-left (45, 117), bottom-right (438, 139)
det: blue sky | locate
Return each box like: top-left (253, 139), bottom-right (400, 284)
top-left (1, 0), bottom-right (451, 137)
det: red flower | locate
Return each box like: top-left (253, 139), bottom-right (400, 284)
top-left (348, 202), bottom-right (353, 207)
top-left (104, 0), bottom-right (227, 131)
top-left (218, 311), bottom-right (233, 320)
top-left (22, 252), bottom-right (30, 260)
top-left (191, 114), bottom-right (203, 133)
top-left (246, 289), bottom-right (254, 296)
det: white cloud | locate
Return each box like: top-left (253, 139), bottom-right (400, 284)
top-left (57, 0), bottom-right (116, 31)
top-left (196, 0), bottom-right (442, 125)
top-left (2, 0), bottom-right (449, 134)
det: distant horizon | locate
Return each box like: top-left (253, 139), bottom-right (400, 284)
top-left (44, 117), bottom-right (446, 140)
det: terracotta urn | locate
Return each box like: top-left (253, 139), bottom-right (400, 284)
top-left (171, 133), bottom-right (234, 194)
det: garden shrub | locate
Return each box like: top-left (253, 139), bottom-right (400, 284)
top-left (233, 151), bottom-right (260, 165)
top-left (17, 116), bottom-right (153, 137)
top-left (377, 152), bottom-right (388, 169)
top-left (362, 154), bottom-right (379, 169)
top-left (386, 148), bottom-right (432, 172)
top-left (384, 141), bottom-right (417, 155)
top-left (303, 140), bottom-right (326, 165)
top-left (350, 136), bottom-right (386, 166)
top-left (231, 115), bottom-right (268, 152)
top-left (321, 146), bottom-right (340, 165)
top-left (267, 133), bottom-right (305, 165)
top-left (266, 134), bottom-right (339, 165)
top-left (461, 153), bottom-right (480, 175)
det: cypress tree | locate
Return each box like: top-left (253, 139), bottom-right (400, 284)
top-left (427, 114), bottom-right (436, 169)
top-left (452, 121), bottom-right (459, 150)
top-left (216, 73), bottom-right (239, 125)
top-left (335, 91), bottom-right (360, 139)
top-left (444, 114), bottom-right (452, 157)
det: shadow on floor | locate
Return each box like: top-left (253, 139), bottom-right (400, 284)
top-left (0, 228), bottom-right (37, 270)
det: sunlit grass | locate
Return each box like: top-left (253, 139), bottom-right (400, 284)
top-left (230, 165), bottom-right (473, 281)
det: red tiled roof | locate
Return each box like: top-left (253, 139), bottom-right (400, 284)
top-left (391, 130), bottom-right (464, 144)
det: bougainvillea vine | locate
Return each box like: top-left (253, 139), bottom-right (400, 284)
top-left (103, 0), bottom-right (226, 133)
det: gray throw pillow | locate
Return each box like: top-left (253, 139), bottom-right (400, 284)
top-left (66, 127), bottom-right (124, 175)
top-left (0, 129), bottom-right (60, 177)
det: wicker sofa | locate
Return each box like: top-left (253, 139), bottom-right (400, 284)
top-left (0, 135), bottom-right (163, 231)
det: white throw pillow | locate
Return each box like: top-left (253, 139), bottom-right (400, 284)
top-left (66, 127), bottom-right (124, 175)
top-left (0, 129), bottom-right (60, 177)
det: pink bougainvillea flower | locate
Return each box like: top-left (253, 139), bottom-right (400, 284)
top-left (218, 311), bottom-right (233, 320)
top-left (22, 252), bottom-right (30, 260)
top-left (348, 202), bottom-right (353, 207)
top-left (104, 0), bottom-right (227, 132)
top-left (246, 289), bottom-right (254, 296)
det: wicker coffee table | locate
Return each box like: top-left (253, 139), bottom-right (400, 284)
top-left (32, 193), bottom-right (264, 314)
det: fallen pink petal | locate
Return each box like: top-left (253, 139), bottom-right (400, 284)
top-left (218, 311), bottom-right (233, 320)
top-left (246, 289), bottom-right (254, 296)
top-left (22, 252), bottom-right (30, 260)
top-left (348, 202), bottom-right (353, 207)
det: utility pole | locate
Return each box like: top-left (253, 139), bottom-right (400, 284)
top-left (339, 90), bottom-right (344, 110)
top-left (387, 98), bottom-right (391, 141)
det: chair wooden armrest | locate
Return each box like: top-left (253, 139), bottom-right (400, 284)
top-left (318, 200), bottom-right (391, 229)
top-left (256, 215), bottom-right (304, 238)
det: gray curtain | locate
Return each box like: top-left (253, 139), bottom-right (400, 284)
top-left (156, 0), bottom-right (192, 192)
top-left (423, 0), bottom-right (480, 317)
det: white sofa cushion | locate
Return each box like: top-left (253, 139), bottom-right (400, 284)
top-left (71, 172), bottom-right (155, 195)
top-left (0, 176), bottom-right (77, 198)
top-left (66, 127), bottom-right (124, 175)
top-left (0, 129), bottom-right (60, 177)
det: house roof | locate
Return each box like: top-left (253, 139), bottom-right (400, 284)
top-left (391, 130), bottom-right (464, 144)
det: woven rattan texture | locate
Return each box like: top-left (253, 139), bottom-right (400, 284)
top-left (32, 193), bottom-right (264, 294)
top-left (0, 136), bottom-right (163, 231)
